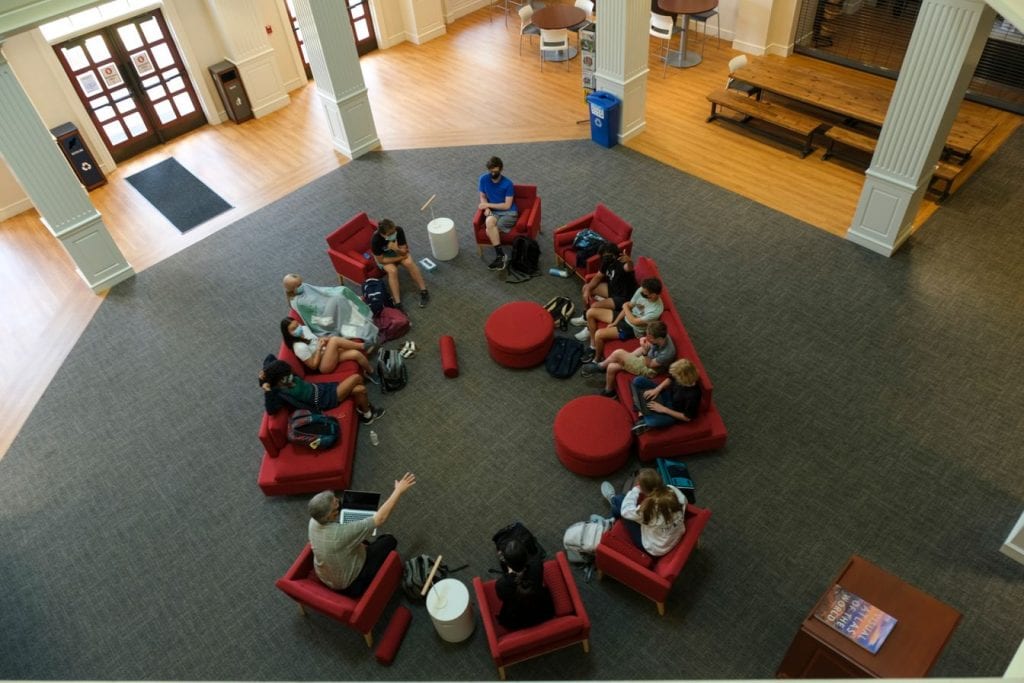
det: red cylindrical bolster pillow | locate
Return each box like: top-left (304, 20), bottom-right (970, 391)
top-left (439, 335), bottom-right (459, 378)
top-left (374, 605), bottom-right (412, 665)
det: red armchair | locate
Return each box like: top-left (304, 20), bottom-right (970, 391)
top-left (326, 212), bottom-right (384, 285)
top-left (595, 504), bottom-right (711, 615)
top-left (472, 184), bottom-right (542, 254)
top-left (553, 202), bottom-right (634, 278)
top-left (473, 552), bottom-right (591, 680)
top-left (276, 543), bottom-right (402, 647)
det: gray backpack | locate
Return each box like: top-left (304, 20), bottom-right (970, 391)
top-left (562, 515), bottom-right (612, 565)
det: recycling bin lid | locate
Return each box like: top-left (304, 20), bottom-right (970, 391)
top-left (586, 91), bottom-right (620, 107)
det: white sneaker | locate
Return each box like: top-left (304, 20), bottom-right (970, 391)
top-left (600, 481), bottom-right (615, 504)
top-left (574, 328), bottom-right (590, 342)
top-left (570, 316), bottom-right (586, 327)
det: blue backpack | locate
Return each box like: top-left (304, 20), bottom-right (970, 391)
top-left (571, 229), bottom-right (607, 268)
top-left (287, 409), bottom-right (340, 451)
top-left (362, 278), bottom-right (393, 315)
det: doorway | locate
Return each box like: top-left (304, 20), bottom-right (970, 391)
top-left (348, 1), bottom-right (378, 56)
top-left (54, 9), bottom-right (206, 162)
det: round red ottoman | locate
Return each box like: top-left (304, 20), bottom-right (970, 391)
top-left (484, 301), bottom-right (554, 368)
top-left (553, 395), bottom-right (634, 476)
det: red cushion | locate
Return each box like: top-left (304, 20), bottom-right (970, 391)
top-left (543, 561), bottom-right (573, 617)
top-left (553, 396), bottom-right (633, 459)
top-left (375, 605), bottom-right (412, 665)
top-left (439, 335), bottom-right (459, 378)
top-left (485, 302), bottom-right (553, 354)
top-left (600, 522), bottom-right (654, 569)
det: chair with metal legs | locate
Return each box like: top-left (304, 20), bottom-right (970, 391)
top-left (649, 12), bottom-right (679, 79)
top-left (539, 28), bottom-right (571, 72)
top-left (690, 8), bottom-right (720, 54)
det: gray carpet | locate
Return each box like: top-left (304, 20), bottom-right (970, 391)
top-left (1, 134), bottom-right (1023, 680)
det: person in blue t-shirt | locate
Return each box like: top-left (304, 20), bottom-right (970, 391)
top-left (477, 156), bottom-right (519, 271)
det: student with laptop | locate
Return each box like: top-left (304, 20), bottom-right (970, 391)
top-left (306, 472), bottom-right (416, 596)
top-left (630, 358), bottom-right (702, 435)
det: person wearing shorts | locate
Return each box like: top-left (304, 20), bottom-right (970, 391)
top-left (580, 320), bottom-right (676, 397)
top-left (572, 243), bottom-right (638, 341)
top-left (581, 278), bottom-right (664, 363)
top-left (370, 219), bottom-right (430, 309)
top-left (477, 156), bottom-right (519, 271)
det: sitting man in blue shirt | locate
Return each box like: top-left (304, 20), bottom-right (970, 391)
top-left (477, 156), bottom-right (519, 271)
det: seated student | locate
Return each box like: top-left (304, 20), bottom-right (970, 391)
top-left (259, 357), bottom-right (385, 425)
top-left (280, 318), bottom-right (377, 381)
top-left (599, 468), bottom-right (663, 551)
top-left (581, 278), bottom-right (665, 363)
top-left (495, 538), bottom-right (555, 631)
top-left (371, 219), bottom-right (430, 309)
top-left (601, 469), bottom-right (686, 556)
top-left (477, 156), bottom-right (519, 271)
top-left (631, 358), bottom-right (701, 435)
top-left (580, 319), bottom-right (675, 398)
top-left (306, 472), bottom-right (416, 596)
top-left (572, 243), bottom-right (637, 338)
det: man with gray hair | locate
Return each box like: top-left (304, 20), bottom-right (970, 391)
top-left (307, 472), bottom-right (416, 596)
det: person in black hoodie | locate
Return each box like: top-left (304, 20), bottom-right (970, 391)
top-left (495, 539), bottom-right (555, 631)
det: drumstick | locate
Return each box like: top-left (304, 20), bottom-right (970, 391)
top-left (420, 194), bottom-right (436, 212)
top-left (421, 554), bottom-right (443, 596)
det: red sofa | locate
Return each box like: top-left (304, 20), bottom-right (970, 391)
top-left (472, 184), bottom-right (542, 254)
top-left (595, 503), bottom-right (712, 615)
top-left (326, 212), bottom-right (384, 286)
top-left (553, 202), bottom-right (634, 278)
top-left (602, 256), bottom-right (727, 459)
top-left (276, 543), bottom-right (401, 647)
top-left (473, 552), bottom-right (591, 680)
top-left (256, 338), bottom-right (361, 496)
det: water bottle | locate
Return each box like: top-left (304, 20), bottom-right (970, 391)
top-left (369, 430), bottom-right (379, 446)
top-left (549, 267), bottom-right (570, 278)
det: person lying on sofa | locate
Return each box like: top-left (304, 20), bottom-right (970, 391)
top-left (306, 473), bottom-right (416, 596)
top-left (631, 358), bottom-right (701, 435)
top-left (603, 469), bottom-right (687, 556)
top-left (283, 273), bottom-right (378, 345)
top-left (259, 356), bottom-right (385, 425)
top-left (572, 243), bottom-right (636, 338)
top-left (580, 319), bottom-right (675, 397)
top-left (495, 538), bottom-right (555, 630)
top-left (581, 278), bottom-right (665, 363)
top-left (279, 318), bottom-right (377, 381)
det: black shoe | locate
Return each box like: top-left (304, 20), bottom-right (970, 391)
top-left (631, 420), bottom-right (649, 435)
top-left (581, 349), bottom-right (596, 363)
top-left (488, 256), bottom-right (505, 271)
top-left (359, 406), bottom-right (387, 425)
top-left (419, 290), bottom-right (430, 308)
top-left (579, 362), bottom-right (601, 377)
top-left (599, 388), bottom-right (617, 398)
top-left (392, 301), bottom-right (404, 312)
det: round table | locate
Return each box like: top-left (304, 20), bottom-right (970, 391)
top-left (427, 217), bottom-right (458, 261)
top-left (657, 0), bottom-right (719, 68)
top-left (426, 578), bottom-right (475, 642)
top-left (484, 301), bottom-right (554, 368)
top-left (553, 395), bottom-right (634, 476)
top-left (532, 4), bottom-right (587, 62)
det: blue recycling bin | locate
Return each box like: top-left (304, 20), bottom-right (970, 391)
top-left (586, 91), bottom-right (621, 148)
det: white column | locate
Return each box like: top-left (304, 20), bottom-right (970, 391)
top-left (207, 0), bottom-right (290, 118)
top-left (0, 49), bottom-right (133, 293)
top-left (292, 0), bottom-right (381, 159)
top-left (846, 0), bottom-right (994, 256)
top-left (595, 0), bottom-right (650, 143)
top-left (399, 0), bottom-right (447, 45)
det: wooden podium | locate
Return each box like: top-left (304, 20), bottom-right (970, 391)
top-left (776, 555), bottom-right (961, 678)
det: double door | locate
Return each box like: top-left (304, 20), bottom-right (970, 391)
top-left (54, 10), bottom-right (206, 162)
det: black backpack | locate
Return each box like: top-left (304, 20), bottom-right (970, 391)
top-left (401, 554), bottom-right (467, 602)
top-left (492, 521), bottom-right (546, 571)
top-left (572, 229), bottom-right (606, 268)
top-left (543, 296), bottom-right (575, 331)
top-left (506, 236), bottom-right (541, 284)
top-left (286, 409), bottom-right (340, 450)
top-left (362, 277), bottom-right (393, 315)
top-left (545, 336), bottom-right (584, 379)
top-left (376, 346), bottom-right (408, 393)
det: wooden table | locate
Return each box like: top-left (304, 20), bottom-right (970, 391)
top-left (658, 0), bottom-right (719, 68)
top-left (532, 4), bottom-right (587, 61)
top-left (737, 58), bottom-right (998, 160)
top-left (776, 556), bottom-right (961, 678)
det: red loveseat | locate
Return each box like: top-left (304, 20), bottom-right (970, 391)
top-left (326, 212), bottom-right (384, 286)
top-left (276, 543), bottom-right (402, 647)
top-left (553, 202), bottom-right (634, 278)
top-left (256, 340), bottom-right (361, 496)
top-left (472, 184), bottom-right (542, 254)
top-left (473, 551), bottom-right (591, 680)
top-left (603, 256), bottom-right (727, 459)
top-left (595, 503), bottom-right (712, 615)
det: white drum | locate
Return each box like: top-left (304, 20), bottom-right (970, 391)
top-left (427, 217), bottom-right (459, 261)
top-left (426, 578), bottom-right (475, 642)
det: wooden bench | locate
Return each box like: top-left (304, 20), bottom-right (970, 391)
top-left (929, 160), bottom-right (961, 202)
top-left (706, 88), bottom-right (826, 158)
top-left (822, 126), bottom-right (876, 160)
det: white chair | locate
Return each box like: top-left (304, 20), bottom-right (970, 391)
top-left (519, 5), bottom-right (541, 55)
top-left (649, 12), bottom-right (679, 78)
top-left (691, 8), bottom-right (720, 54)
top-left (726, 54), bottom-right (760, 96)
top-left (569, 0), bottom-right (594, 33)
top-left (539, 28), bottom-right (570, 72)
top-left (490, 0), bottom-right (524, 27)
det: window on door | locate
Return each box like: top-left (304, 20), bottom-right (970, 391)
top-left (284, 0), bottom-right (377, 70)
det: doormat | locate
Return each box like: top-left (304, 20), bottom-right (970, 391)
top-left (125, 157), bottom-right (232, 233)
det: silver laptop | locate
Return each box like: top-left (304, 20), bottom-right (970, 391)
top-left (339, 490), bottom-right (381, 525)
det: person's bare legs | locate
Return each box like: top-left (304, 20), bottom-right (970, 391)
top-left (400, 255), bottom-right (427, 290)
top-left (334, 374), bottom-right (370, 413)
top-left (593, 326), bottom-right (619, 361)
top-left (319, 339), bottom-right (369, 373)
top-left (484, 215), bottom-right (500, 247)
top-left (601, 349), bottom-right (632, 392)
top-left (583, 307), bottom-right (614, 346)
top-left (382, 263), bottom-right (401, 305)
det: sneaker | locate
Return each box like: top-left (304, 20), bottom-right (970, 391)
top-left (359, 406), bottom-right (386, 425)
top-left (580, 362), bottom-right (601, 377)
top-left (419, 290), bottom-right (430, 308)
top-left (392, 301), bottom-right (404, 312)
top-left (570, 315), bottom-right (587, 327)
top-left (487, 255), bottom-right (505, 271)
top-left (631, 420), bottom-right (649, 435)
top-left (400, 341), bottom-right (417, 359)
top-left (581, 348), bottom-right (596, 363)
top-left (600, 481), bottom-right (615, 504)
top-left (574, 328), bottom-right (590, 342)
top-left (599, 388), bottom-right (617, 398)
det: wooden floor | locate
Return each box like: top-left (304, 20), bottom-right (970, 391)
top-left (0, 8), bottom-right (1019, 460)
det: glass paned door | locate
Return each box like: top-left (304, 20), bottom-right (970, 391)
top-left (284, 0), bottom-right (313, 79)
top-left (54, 9), bottom-right (206, 162)
top-left (347, 0), bottom-right (378, 56)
